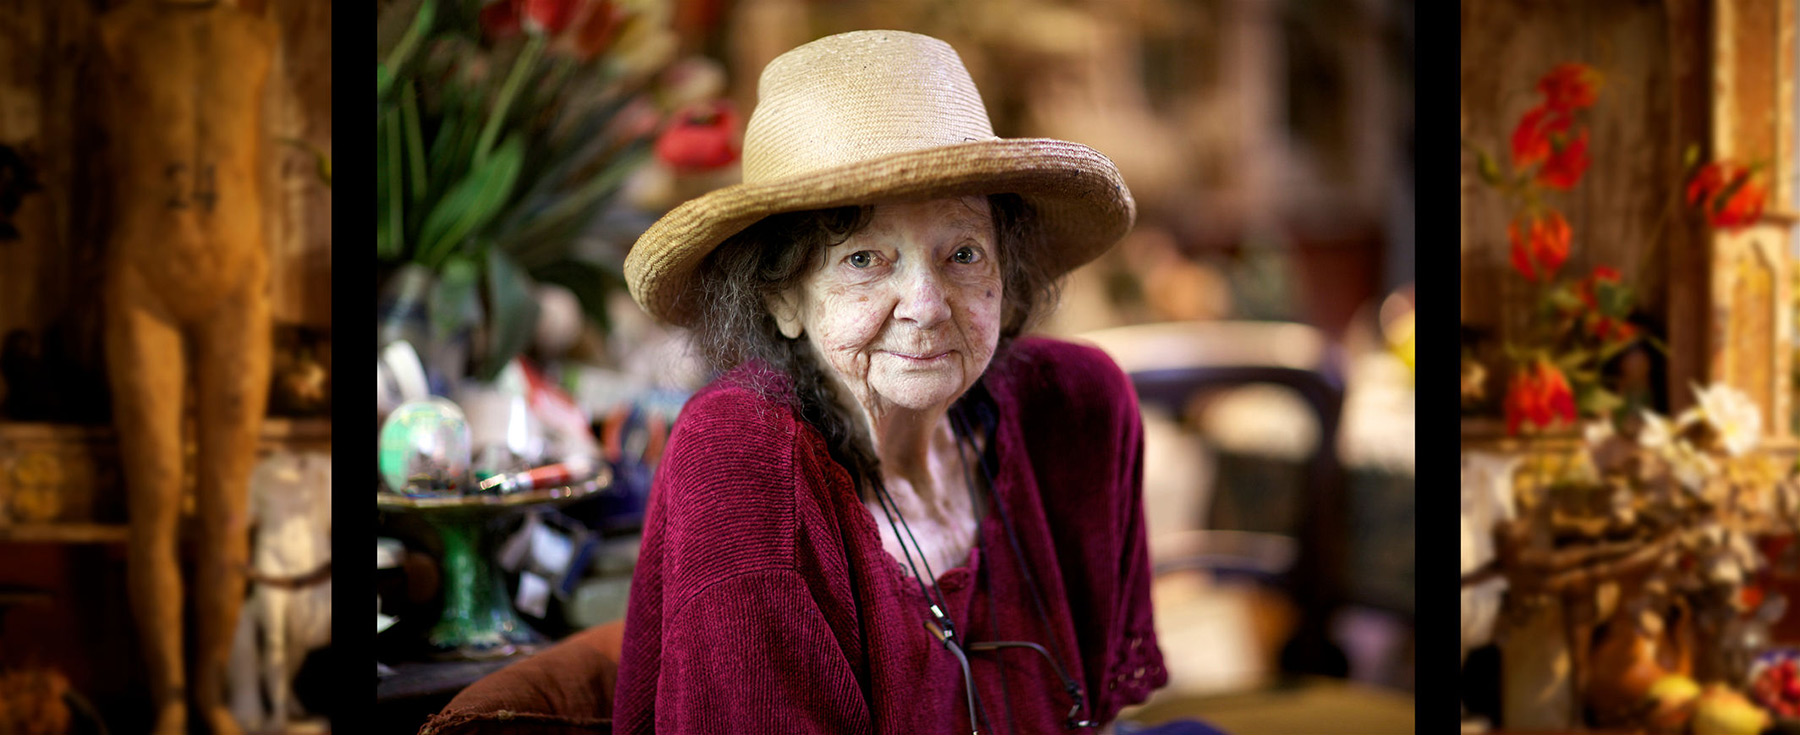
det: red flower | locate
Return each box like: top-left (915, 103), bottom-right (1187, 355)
top-left (1508, 210), bottom-right (1572, 282)
top-left (1506, 359), bottom-right (1579, 435)
top-left (1536, 126), bottom-right (1590, 190)
top-left (1576, 265), bottom-right (1622, 310)
top-left (1511, 105), bottom-right (1569, 170)
top-left (558, 0), bottom-right (625, 61)
top-left (655, 101), bottom-right (740, 172)
top-left (1591, 316), bottom-right (1638, 343)
top-left (1715, 177), bottom-right (1767, 229)
top-left (1688, 161), bottom-right (1768, 230)
top-left (1538, 63), bottom-right (1602, 112)
top-left (522, 0), bottom-right (581, 35)
top-left (480, 0), bottom-right (524, 41)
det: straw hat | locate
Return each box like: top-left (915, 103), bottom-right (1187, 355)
top-left (625, 30), bottom-right (1136, 327)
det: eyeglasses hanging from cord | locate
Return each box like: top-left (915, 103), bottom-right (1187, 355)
top-left (866, 387), bottom-right (1095, 734)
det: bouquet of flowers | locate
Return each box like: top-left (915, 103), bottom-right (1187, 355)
top-left (375, 0), bottom-right (733, 381)
top-left (1462, 63), bottom-right (1658, 435)
top-left (1466, 63), bottom-right (1773, 437)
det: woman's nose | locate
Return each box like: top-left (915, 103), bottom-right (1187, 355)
top-left (892, 267), bottom-right (952, 327)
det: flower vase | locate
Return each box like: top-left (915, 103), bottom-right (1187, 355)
top-left (1501, 599), bottom-right (1577, 731)
top-left (377, 262), bottom-right (473, 395)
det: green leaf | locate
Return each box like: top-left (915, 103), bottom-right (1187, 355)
top-left (1683, 143), bottom-right (1700, 170)
top-left (401, 82), bottom-right (427, 206)
top-left (429, 255), bottom-right (483, 344)
top-left (1477, 148), bottom-right (1502, 186)
top-left (1596, 280), bottom-right (1632, 318)
top-left (497, 143), bottom-right (650, 259)
top-left (376, 115), bottom-right (396, 260)
top-left (1545, 286), bottom-right (1585, 315)
top-left (377, 0), bottom-right (436, 106)
top-left (479, 248), bottom-right (542, 381)
top-left (416, 134), bottom-right (526, 268)
top-left (531, 260), bottom-right (617, 334)
top-left (475, 35), bottom-right (545, 168)
top-left (1597, 336), bottom-right (1635, 363)
top-left (1577, 384), bottom-right (1623, 418)
top-left (383, 114), bottom-right (406, 260)
top-left (1556, 348), bottom-right (1594, 371)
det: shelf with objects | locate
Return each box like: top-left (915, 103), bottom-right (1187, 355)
top-left (1459, 0), bottom-right (1800, 732)
top-left (371, 0), bottom-right (718, 727)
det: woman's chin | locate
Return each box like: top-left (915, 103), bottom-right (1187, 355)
top-left (869, 374), bottom-right (969, 412)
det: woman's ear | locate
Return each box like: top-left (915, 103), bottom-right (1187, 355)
top-left (765, 290), bottom-right (804, 339)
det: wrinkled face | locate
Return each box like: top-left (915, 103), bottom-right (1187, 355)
top-left (769, 197), bottom-right (1004, 416)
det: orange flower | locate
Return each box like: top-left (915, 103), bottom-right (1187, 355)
top-left (1536, 126), bottom-right (1590, 190)
top-left (1506, 360), bottom-right (1579, 435)
top-left (1687, 161), bottom-right (1767, 230)
top-left (1508, 210), bottom-right (1572, 282)
top-left (1538, 63), bottom-right (1602, 112)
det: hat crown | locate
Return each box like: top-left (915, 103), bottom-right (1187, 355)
top-left (743, 31), bottom-right (997, 182)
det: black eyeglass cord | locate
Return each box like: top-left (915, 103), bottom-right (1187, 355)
top-left (864, 396), bottom-right (1097, 735)
top-left (871, 469), bottom-right (989, 734)
top-left (950, 406), bottom-right (1095, 731)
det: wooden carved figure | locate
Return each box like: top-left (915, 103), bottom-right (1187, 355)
top-left (94, 1), bottom-right (278, 733)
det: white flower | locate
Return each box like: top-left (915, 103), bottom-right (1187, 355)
top-left (1638, 410), bottom-right (1674, 451)
top-left (1692, 383), bottom-right (1762, 457)
top-left (1669, 440), bottom-right (1719, 494)
top-left (1585, 419), bottom-right (1615, 445)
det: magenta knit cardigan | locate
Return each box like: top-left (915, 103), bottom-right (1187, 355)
top-left (614, 337), bottom-right (1167, 734)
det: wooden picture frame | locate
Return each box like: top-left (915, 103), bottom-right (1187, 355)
top-left (1696, 0), bottom-right (1795, 441)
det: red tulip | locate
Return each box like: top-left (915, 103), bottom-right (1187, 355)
top-left (1505, 359), bottom-right (1579, 435)
top-left (480, 0), bottom-right (524, 41)
top-left (1536, 126), bottom-right (1590, 190)
top-left (1688, 161), bottom-right (1767, 230)
top-left (655, 101), bottom-right (740, 173)
top-left (558, 0), bottom-right (625, 62)
top-left (1537, 63), bottom-right (1602, 112)
top-left (522, 0), bottom-right (581, 35)
top-left (1508, 210), bottom-right (1571, 282)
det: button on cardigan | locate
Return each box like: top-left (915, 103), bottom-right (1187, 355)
top-left (615, 337), bottom-right (1167, 734)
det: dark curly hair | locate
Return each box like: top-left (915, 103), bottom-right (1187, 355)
top-left (688, 194), bottom-right (1056, 496)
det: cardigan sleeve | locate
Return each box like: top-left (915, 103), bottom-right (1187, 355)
top-left (1091, 389), bottom-right (1167, 723)
top-left (653, 568), bottom-right (872, 735)
top-left (1009, 338), bottom-right (1168, 724)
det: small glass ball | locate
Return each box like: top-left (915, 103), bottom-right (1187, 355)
top-left (378, 398), bottom-right (472, 497)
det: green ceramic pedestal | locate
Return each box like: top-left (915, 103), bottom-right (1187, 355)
top-left (421, 505), bottom-right (545, 659)
top-left (378, 477), bottom-right (609, 660)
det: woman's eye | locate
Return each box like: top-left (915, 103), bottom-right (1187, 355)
top-left (847, 251), bottom-right (876, 268)
top-left (951, 246), bottom-right (981, 264)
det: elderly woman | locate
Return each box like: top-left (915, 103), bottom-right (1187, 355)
top-left (616, 31), bottom-right (1168, 735)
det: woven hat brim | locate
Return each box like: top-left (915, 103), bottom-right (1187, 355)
top-left (625, 138), bottom-right (1135, 327)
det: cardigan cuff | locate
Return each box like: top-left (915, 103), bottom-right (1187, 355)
top-left (1098, 625), bottom-right (1168, 721)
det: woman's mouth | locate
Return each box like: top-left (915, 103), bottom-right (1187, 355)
top-left (886, 350), bottom-right (952, 363)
